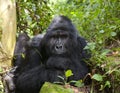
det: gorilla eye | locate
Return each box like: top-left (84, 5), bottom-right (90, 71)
top-left (60, 34), bottom-right (68, 38)
top-left (52, 35), bottom-right (58, 38)
top-left (61, 35), bottom-right (68, 38)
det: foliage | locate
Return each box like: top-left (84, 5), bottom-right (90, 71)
top-left (54, 70), bottom-right (85, 88)
top-left (0, 67), bottom-right (4, 93)
top-left (0, 0), bottom-right (119, 93)
top-left (0, 80), bottom-right (4, 93)
top-left (16, 0), bottom-right (53, 36)
top-left (65, 69), bottom-right (73, 78)
top-left (92, 74), bottom-right (103, 82)
top-left (52, 0), bottom-right (120, 92)
top-left (40, 82), bottom-right (74, 93)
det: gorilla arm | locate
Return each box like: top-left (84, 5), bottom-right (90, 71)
top-left (15, 66), bottom-right (65, 93)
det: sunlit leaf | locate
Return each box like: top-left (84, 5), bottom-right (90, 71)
top-left (70, 12), bottom-right (75, 14)
top-left (74, 80), bottom-right (84, 87)
top-left (65, 70), bottom-right (73, 78)
top-left (21, 53), bottom-right (25, 58)
top-left (101, 49), bottom-right (111, 56)
top-left (111, 32), bottom-right (117, 37)
top-left (105, 81), bottom-right (111, 88)
top-left (84, 42), bottom-right (96, 50)
top-left (92, 74), bottom-right (103, 81)
top-left (99, 30), bottom-right (104, 33)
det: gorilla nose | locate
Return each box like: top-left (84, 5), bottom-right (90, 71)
top-left (55, 45), bottom-right (63, 50)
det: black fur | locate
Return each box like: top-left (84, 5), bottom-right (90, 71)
top-left (12, 32), bottom-right (30, 66)
top-left (13, 16), bottom-right (90, 93)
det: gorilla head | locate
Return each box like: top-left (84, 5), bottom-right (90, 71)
top-left (40, 15), bottom-right (78, 57)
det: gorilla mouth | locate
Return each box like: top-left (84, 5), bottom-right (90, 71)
top-left (53, 49), bottom-right (66, 55)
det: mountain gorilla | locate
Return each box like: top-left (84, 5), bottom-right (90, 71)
top-left (39, 16), bottom-right (90, 82)
top-left (5, 15), bottom-right (90, 93)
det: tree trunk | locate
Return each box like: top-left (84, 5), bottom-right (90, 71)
top-left (0, 0), bottom-right (16, 66)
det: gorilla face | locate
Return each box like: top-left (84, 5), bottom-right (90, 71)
top-left (48, 30), bottom-right (69, 55)
top-left (42, 29), bottom-right (78, 57)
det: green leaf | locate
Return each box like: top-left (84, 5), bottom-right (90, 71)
top-left (99, 81), bottom-right (111, 91)
top-left (55, 75), bottom-right (65, 84)
top-left (99, 30), bottom-right (104, 33)
top-left (105, 81), bottom-right (111, 88)
top-left (70, 12), bottom-right (75, 15)
top-left (65, 70), bottom-right (73, 78)
top-left (0, 67), bottom-right (3, 72)
top-left (92, 74), bottom-right (103, 81)
top-left (111, 32), bottom-right (117, 37)
top-left (74, 80), bottom-right (84, 87)
top-left (30, 22), bottom-right (37, 28)
top-left (101, 49), bottom-right (111, 56)
top-left (84, 42), bottom-right (96, 50)
top-left (98, 40), bottom-right (103, 44)
top-left (21, 53), bottom-right (25, 58)
top-left (99, 84), bottom-right (104, 90)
